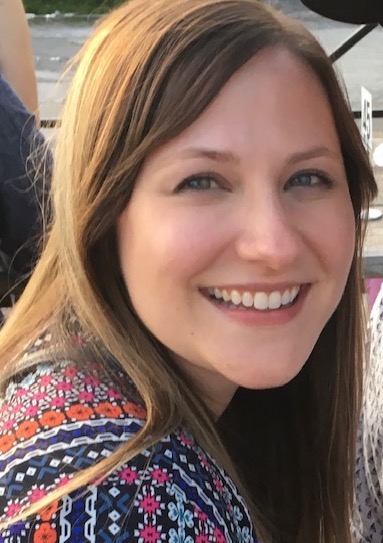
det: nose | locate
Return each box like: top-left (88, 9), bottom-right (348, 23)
top-left (234, 194), bottom-right (302, 271)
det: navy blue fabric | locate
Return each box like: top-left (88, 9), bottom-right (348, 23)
top-left (0, 74), bottom-right (51, 276)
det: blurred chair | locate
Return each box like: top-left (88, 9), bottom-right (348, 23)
top-left (300, 0), bottom-right (382, 24)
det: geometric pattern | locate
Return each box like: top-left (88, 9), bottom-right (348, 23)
top-left (0, 352), bottom-right (257, 542)
top-left (353, 287), bottom-right (383, 543)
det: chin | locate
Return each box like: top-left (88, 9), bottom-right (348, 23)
top-left (231, 358), bottom-right (309, 391)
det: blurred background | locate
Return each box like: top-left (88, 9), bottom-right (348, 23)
top-left (27, 0), bottom-right (383, 120)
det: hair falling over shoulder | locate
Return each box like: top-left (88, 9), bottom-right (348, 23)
top-left (0, 0), bottom-right (377, 541)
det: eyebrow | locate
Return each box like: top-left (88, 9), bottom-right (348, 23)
top-left (287, 146), bottom-right (339, 164)
top-left (162, 145), bottom-right (338, 167)
top-left (174, 148), bottom-right (240, 164)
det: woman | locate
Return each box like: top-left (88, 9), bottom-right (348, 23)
top-left (0, 0), bottom-right (376, 541)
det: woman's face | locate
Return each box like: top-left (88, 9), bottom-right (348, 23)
top-left (117, 48), bottom-right (355, 414)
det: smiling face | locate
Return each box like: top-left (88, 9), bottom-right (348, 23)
top-left (117, 48), bottom-right (355, 414)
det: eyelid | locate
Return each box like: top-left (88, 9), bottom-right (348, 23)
top-left (285, 169), bottom-right (334, 189)
top-left (174, 172), bottom-right (226, 193)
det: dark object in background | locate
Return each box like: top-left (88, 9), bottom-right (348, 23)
top-left (0, 74), bottom-right (51, 306)
top-left (301, 0), bottom-right (383, 24)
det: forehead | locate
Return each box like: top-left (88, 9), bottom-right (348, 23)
top-left (149, 47), bottom-right (340, 161)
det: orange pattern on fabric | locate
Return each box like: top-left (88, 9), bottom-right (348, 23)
top-left (15, 420), bottom-right (39, 439)
top-left (95, 402), bottom-right (122, 418)
top-left (66, 404), bottom-right (94, 421)
top-left (33, 522), bottom-right (57, 543)
top-left (39, 500), bottom-right (59, 521)
top-left (40, 411), bottom-right (66, 428)
top-left (123, 402), bottom-right (147, 419)
top-left (0, 434), bottom-right (16, 452)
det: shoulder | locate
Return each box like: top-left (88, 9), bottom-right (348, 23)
top-left (0, 74), bottom-right (37, 148)
top-left (0, 355), bottom-right (255, 541)
top-left (0, 424), bottom-right (255, 542)
top-left (0, 351), bottom-right (147, 444)
top-left (0, 352), bottom-right (147, 499)
top-left (146, 429), bottom-right (255, 542)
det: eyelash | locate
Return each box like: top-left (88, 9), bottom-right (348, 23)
top-left (174, 173), bottom-right (222, 193)
top-left (284, 169), bottom-right (334, 190)
top-left (174, 169), bottom-right (334, 193)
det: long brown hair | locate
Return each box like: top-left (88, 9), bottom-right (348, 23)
top-left (0, 1), bottom-right (377, 541)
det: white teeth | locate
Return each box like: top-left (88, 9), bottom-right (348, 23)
top-left (268, 291), bottom-right (282, 310)
top-left (290, 286), bottom-right (299, 302)
top-left (230, 290), bottom-right (242, 306)
top-left (242, 292), bottom-right (254, 308)
top-left (253, 292), bottom-right (269, 310)
top-left (281, 289), bottom-right (291, 306)
top-left (222, 289), bottom-right (231, 302)
top-left (208, 285), bottom-right (302, 310)
top-left (214, 288), bottom-right (223, 299)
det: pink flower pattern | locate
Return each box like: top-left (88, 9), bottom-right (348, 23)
top-left (0, 357), bottom-right (255, 542)
top-left (119, 467), bottom-right (138, 484)
top-left (78, 391), bottom-right (95, 402)
top-left (51, 397), bottom-right (66, 408)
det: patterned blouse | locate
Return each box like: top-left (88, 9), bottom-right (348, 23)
top-left (353, 285), bottom-right (383, 542)
top-left (0, 348), bottom-right (256, 543)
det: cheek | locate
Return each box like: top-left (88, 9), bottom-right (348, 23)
top-left (117, 205), bottom-right (226, 288)
top-left (305, 196), bottom-right (356, 275)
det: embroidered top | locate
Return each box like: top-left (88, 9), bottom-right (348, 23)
top-left (353, 285), bottom-right (383, 542)
top-left (0, 353), bottom-right (256, 543)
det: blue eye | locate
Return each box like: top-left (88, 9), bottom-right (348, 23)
top-left (175, 175), bottom-right (220, 193)
top-left (285, 170), bottom-right (333, 190)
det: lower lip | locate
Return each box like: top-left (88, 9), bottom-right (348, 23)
top-left (203, 285), bottom-right (310, 326)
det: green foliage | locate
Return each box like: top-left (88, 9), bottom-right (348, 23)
top-left (24, 0), bottom-right (124, 15)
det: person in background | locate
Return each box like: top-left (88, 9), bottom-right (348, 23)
top-left (0, 1), bottom-right (377, 542)
top-left (0, 0), bottom-right (49, 312)
top-left (0, 75), bottom-right (48, 306)
top-left (353, 284), bottom-right (383, 542)
top-left (0, 0), bottom-right (38, 114)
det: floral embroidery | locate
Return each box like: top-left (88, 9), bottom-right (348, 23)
top-left (0, 434), bottom-right (15, 452)
top-left (39, 376), bottom-right (53, 387)
top-left (151, 469), bottom-right (169, 484)
top-left (5, 502), bottom-right (22, 518)
top-left (56, 382), bottom-right (71, 392)
top-left (78, 391), bottom-right (95, 402)
top-left (39, 500), bottom-right (59, 521)
top-left (94, 402), bottom-right (122, 418)
top-left (119, 467), bottom-right (139, 484)
top-left (123, 401), bottom-right (147, 419)
top-left (66, 404), bottom-right (94, 421)
top-left (63, 366), bottom-right (78, 378)
top-left (138, 523), bottom-right (162, 543)
top-left (33, 522), bottom-right (57, 543)
top-left (0, 358), bottom-right (255, 542)
top-left (40, 411), bottom-right (66, 428)
top-left (15, 420), bottom-right (39, 439)
top-left (29, 488), bottom-right (47, 503)
top-left (50, 398), bottom-right (65, 408)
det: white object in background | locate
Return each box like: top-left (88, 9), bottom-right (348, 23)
top-left (360, 87), bottom-right (381, 220)
top-left (361, 208), bottom-right (382, 221)
top-left (373, 143), bottom-right (383, 167)
top-left (361, 86), bottom-right (373, 152)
